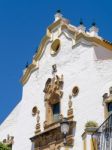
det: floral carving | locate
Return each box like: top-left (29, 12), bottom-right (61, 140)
top-left (43, 74), bottom-right (64, 104)
top-left (30, 121), bottom-right (75, 149)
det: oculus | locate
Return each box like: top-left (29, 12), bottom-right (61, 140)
top-left (72, 86), bottom-right (79, 96)
top-left (51, 39), bottom-right (60, 55)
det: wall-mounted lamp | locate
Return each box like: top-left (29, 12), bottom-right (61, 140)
top-left (60, 118), bottom-right (69, 145)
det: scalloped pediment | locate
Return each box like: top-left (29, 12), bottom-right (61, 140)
top-left (21, 17), bottom-right (112, 85)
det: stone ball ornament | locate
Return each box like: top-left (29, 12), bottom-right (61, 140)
top-left (51, 39), bottom-right (60, 55)
top-left (72, 86), bottom-right (79, 96)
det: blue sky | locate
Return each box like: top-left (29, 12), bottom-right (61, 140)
top-left (0, 0), bottom-right (112, 124)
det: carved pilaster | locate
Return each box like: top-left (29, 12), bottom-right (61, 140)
top-left (67, 95), bottom-right (73, 120)
top-left (32, 106), bottom-right (41, 134)
top-left (35, 109), bottom-right (41, 134)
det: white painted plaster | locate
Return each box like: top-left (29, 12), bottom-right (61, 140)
top-left (0, 27), bottom-right (112, 150)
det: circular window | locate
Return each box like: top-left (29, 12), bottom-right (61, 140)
top-left (32, 106), bottom-right (37, 116)
top-left (51, 39), bottom-right (60, 55)
top-left (72, 86), bottom-right (79, 96)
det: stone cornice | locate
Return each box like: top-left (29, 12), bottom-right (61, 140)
top-left (30, 120), bottom-right (76, 149)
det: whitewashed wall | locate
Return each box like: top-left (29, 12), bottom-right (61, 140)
top-left (0, 30), bottom-right (112, 150)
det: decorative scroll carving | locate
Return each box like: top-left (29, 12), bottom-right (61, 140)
top-left (67, 95), bottom-right (73, 120)
top-left (35, 109), bottom-right (41, 134)
top-left (32, 106), bottom-right (41, 134)
top-left (30, 121), bottom-right (76, 150)
top-left (43, 69), bottom-right (64, 127)
top-left (32, 106), bottom-right (38, 116)
top-left (3, 134), bottom-right (14, 147)
top-left (43, 74), bottom-right (64, 105)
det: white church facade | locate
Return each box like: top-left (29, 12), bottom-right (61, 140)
top-left (0, 11), bottom-right (112, 150)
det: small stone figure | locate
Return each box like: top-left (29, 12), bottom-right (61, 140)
top-left (52, 64), bottom-right (57, 74)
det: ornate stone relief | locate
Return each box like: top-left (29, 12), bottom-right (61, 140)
top-left (32, 106), bottom-right (41, 134)
top-left (103, 87), bottom-right (112, 104)
top-left (30, 121), bottom-right (76, 150)
top-left (3, 134), bottom-right (14, 147)
top-left (43, 72), bottom-right (64, 127)
top-left (102, 87), bottom-right (112, 118)
top-left (67, 95), bottom-right (73, 120)
top-left (43, 74), bottom-right (64, 105)
top-left (30, 65), bottom-right (76, 149)
top-left (32, 106), bottom-right (38, 116)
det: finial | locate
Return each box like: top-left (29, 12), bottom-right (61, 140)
top-left (92, 22), bottom-right (96, 27)
top-left (78, 19), bottom-right (86, 32)
top-left (56, 9), bottom-right (61, 13)
top-left (80, 18), bottom-right (83, 25)
top-left (55, 9), bottom-right (62, 21)
top-left (25, 62), bottom-right (29, 68)
top-left (89, 21), bottom-right (99, 36)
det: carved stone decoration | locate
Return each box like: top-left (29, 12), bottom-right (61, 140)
top-left (68, 95), bottom-right (72, 109)
top-left (102, 87), bottom-right (112, 118)
top-left (67, 95), bottom-right (73, 119)
top-left (30, 121), bottom-right (76, 150)
top-left (32, 106), bottom-right (41, 134)
top-left (52, 64), bottom-right (57, 74)
top-left (35, 109), bottom-right (41, 134)
top-left (3, 134), bottom-right (14, 147)
top-left (103, 87), bottom-right (112, 104)
top-left (43, 72), bottom-right (64, 127)
top-left (43, 74), bottom-right (64, 105)
top-left (72, 86), bottom-right (79, 96)
top-left (32, 106), bottom-right (38, 116)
